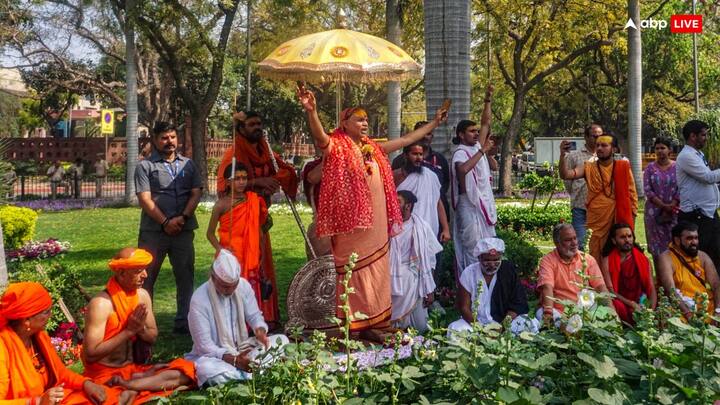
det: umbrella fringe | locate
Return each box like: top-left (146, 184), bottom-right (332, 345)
top-left (257, 69), bottom-right (421, 84)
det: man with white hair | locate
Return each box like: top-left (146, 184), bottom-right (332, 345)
top-left (448, 237), bottom-right (534, 334)
top-left (390, 190), bottom-right (444, 332)
top-left (186, 250), bottom-right (288, 387)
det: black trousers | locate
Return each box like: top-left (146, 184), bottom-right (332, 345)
top-left (138, 229), bottom-right (195, 328)
top-left (678, 210), bottom-right (720, 269)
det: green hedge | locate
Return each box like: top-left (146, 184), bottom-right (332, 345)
top-left (8, 259), bottom-right (87, 331)
top-left (0, 205), bottom-right (38, 249)
top-left (496, 228), bottom-right (543, 279)
top-left (497, 203), bottom-right (571, 238)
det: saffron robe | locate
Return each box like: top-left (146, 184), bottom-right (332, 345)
top-left (82, 278), bottom-right (196, 404)
top-left (585, 159), bottom-right (638, 261)
top-left (217, 192), bottom-right (278, 322)
top-left (607, 248), bottom-right (653, 325)
top-left (0, 327), bottom-right (119, 404)
top-left (669, 243), bottom-right (715, 314)
top-left (217, 134), bottom-right (298, 323)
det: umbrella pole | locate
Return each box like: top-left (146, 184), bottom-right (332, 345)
top-left (335, 79), bottom-right (342, 127)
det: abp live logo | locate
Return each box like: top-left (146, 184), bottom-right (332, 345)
top-left (670, 14), bottom-right (703, 33)
top-left (624, 14), bottom-right (702, 34)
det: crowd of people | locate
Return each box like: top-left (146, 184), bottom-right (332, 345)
top-left (1, 85), bottom-right (719, 403)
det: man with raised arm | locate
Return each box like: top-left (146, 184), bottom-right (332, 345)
top-left (451, 85), bottom-right (498, 271)
top-left (297, 86), bottom-right (447, 342)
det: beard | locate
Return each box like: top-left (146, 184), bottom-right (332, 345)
top-left (618, 242), bottom-right (633, 253)
top-left (404, 162), bottom-right (423, 174)
top-left (681, 243), bottom-right (699, 257)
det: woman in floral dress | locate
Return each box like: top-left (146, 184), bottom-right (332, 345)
top-left (643, 137), bottom-right (679, 268)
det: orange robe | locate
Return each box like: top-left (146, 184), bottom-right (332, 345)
top-left (82, 278), bottom-right (196, 404)
top-left (585, 159), bottom-right (638, 261)
top-left (216, 134), bottom-right (298, 325)
top-left (669, 243), bottom-right (715, 315)
top-left (330, 159), bottom-right (392, 332)
top-left (0, 327), bottom-right (121, 404)
top-left (217, 192), bottom-right (278, 322)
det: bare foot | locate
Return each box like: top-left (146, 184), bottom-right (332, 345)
top-left (119, 390), bottom-right (138, 405)
top-left (129, 364), bottom-right (167, 379)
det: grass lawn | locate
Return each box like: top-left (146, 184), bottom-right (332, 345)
top-left (35, 205), bottom-right (312, 361)
top-left (33, 198), bottom-right (648, 362)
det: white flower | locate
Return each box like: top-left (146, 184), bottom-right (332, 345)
top-left (577, 289), bottom-right (595, 309)
top-left (565, 314), bottom-right (583, 334)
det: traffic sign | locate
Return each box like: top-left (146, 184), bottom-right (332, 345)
top-left (101, 110), bottom-right (114, 134)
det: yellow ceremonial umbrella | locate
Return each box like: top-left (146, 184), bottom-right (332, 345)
top-left (258, 28), bottom-right (421, 125)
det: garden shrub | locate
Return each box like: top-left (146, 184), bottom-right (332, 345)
top-left (496, 228), bottom-right (543, 279)
top-left (0, 205), bottom-right (38, 249)
top-left (497, 203), bottom-right (571, 238)
top-left (8, 259), bottom-right (87, 332)
top-left (166, 292), bottom-right (720, 404)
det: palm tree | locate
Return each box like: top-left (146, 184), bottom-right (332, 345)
top-left (628, 0), bottom-right (644, 197)
top-left (386, 0), bottom-right (402, 153)
top-left (423, 0), bottom-right (471, 156)
top-left (124, 0), bottom-right (139, 204)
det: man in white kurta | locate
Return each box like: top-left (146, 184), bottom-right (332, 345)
top-left (186, 250), bottom-right (288, 386)
top-left (448, 238), bottom-right (538, 336)
top-left (451, 121), bottom-right (497, 271)
top-left (390, 190), bottom-right (444, 332)
top-left (394, 142), bottom-right (450, 240)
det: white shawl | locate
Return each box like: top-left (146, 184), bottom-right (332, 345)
top-left (451, 144), bottom-right (497, 225)
top-left (390, 214), bottom-right (443, 298)
top-left (207, 278), bottom-right (252, 356)
top-left (397, 168), bottom-right (442, 236)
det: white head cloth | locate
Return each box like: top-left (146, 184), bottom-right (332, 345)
top-left (212, 249), bottom-right (241, 283)
top-left (472, 237), bottom-right (505, 258)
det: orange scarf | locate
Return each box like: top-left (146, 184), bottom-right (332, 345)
top-left (103, 277), bottom-right (139, 340)
top-left (0, 282), bottom-right (53, 329)
top-left (0, 328), bottom-right (87, 400)
top-left (216, 133), bottom-right (298, 199)
top-left (316, 129), bottom-right (402, 237)
top-left (614, 159), bottom-right (634, 229)
top-left (218, 192), bottom-right (265, 279)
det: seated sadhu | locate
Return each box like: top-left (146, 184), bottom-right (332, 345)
top-left (82, 248), bottom-right (196, 403)
top-left (599, 223), bottom-right (657, 325)
top-left (186, 250), bottom-right (288, 387)
top-left (657, 221), bottom-right (720, 321)
top-left (447, 238), bottom-right (536, 334)
top-left (0, 282), bottom-right (111, 404)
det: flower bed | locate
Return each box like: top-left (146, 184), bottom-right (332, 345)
top-left (6, 238), bottom-right (70, 261)
top-left (11, 198), bottom-right (126, 212)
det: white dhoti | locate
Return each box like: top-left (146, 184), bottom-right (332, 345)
top-left (390, 215), bottom-right (443, 333)
top-left (195, 334), bottom-right (290, 386)
top-left (454, 195), bottom-right (496, 270)
top-left (451, 145), bottom-right (497, 272)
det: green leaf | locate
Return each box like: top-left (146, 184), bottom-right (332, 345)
top-left (531, 352), bottom-right (557, 369)
top-left (497, 386), bottom-right (520, 403)
top-left (577, 352), bottom-right (618, 379)
top-left (655, 387), bottom-right (675, 405)
top-left (401, 365), bottom-right (424, 379)
top-left (587, 388), bottom-right (623, 405)
top-left (272, 386), bottom-right (283, 396)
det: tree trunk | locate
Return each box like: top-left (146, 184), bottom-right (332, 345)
top-left (499, 89), bottom-right (526, 196)
top-left (386, 0), bottom-right (402, 156)
top-left (190, 113), bottom-right (208, 192)
top-left (627, 0), bottom-right (644, 197)
top-left (423, 0), bottom-right (471, 157)
top-left (0, 221), bottom-right (7, 289)
top-left (124, 0), bottom-right (139, 204)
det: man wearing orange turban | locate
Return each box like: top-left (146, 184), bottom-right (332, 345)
top-left (82, 248), bottom-right (196, 403)
top-left (0, 282), bottom-right (113, 404)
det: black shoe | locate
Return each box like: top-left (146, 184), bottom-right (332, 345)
top-left (173, 325), bottom-right (190, 335)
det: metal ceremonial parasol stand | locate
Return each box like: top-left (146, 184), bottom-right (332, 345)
top-left (257, 25), bottom-right (421, 332)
